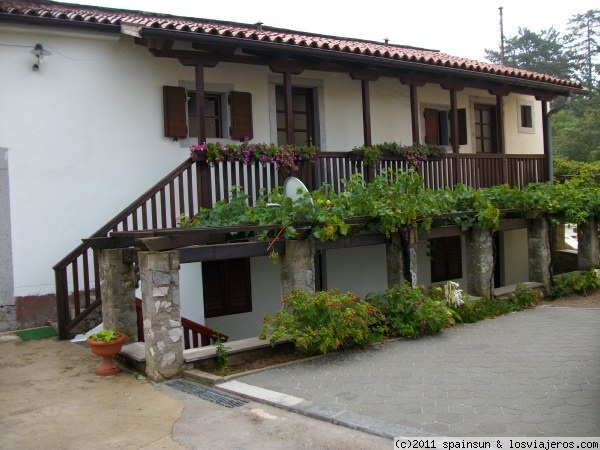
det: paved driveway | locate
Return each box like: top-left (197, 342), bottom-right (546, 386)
top-left (222, 306), bottom-right (600, 437)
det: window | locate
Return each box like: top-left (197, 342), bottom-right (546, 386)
top-left (430, 236), bottom-right (462, 283)
top-left (423, 108), bottom-right (467, 146)
top-left (162, 86), bottom-right (253, 141)
top-left (517, 100), bottom-right (534, 134)
top-left (275, 87), bottom-right (315, 146)
top-left (202, 258), bottom-right (252, 318)
top-left (473, 104), bottom-right (497, 153)
top-left (188, 92), bottom-right (223, 139)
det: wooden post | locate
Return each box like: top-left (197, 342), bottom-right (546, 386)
top-left (496, 94), bottom-right (507, 184)
top-left (195, 64), bottom-right (207, 144)
top-left (409, 84), bottom-right (420, 144)
top-left (449, 88), bottom-right (459, 154)
top-left (361, 79), bottom-right (372, 147)
top-left (195, 64), bottom-right (212, 207)
top-left (283, 71), bottom-right (294, 145)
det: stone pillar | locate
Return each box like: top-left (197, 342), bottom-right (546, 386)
top-left (578, 217), bottom-right (599, 270)
top-left (405, 229), bottom-right (419, 286)
top-left (139, 251), bottom-right (183, 381)
top-left (466, 226), bottom-right (494, 297)
top-left (386, 229), bottom-right (418, 287)
top-left (98, 248), bottom-right (137, 342)
top-left (528, 218), bottom-right (552, 294)
top-left (386, 232), bottom-right (404, 287)
top-left (281, 239), bottom-right (315, 297)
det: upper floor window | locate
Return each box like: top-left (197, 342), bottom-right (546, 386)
top-left (188, 92), bottom-right (223, 139)
top-left (517, 100), bottom-right (535, 134)
top-left (163, 86), bottom-right (253, 141)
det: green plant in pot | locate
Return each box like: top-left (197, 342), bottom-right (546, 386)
top-left (86, 329), bottom-right (127, 376)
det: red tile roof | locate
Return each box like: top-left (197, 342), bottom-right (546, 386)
top-left (0, 0), bottom-right (581, 90)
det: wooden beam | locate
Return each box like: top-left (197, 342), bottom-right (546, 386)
top-left (418, 225), bottom-right (461, 240)
top-left (314, 233), bottom-right (386, 251)
top-left (179, 240), bottom-right (285, 263)
top-left (441, 81), bottom-right (465, 92)
top-left (135, 234), bottom-right (229, 251)
top-left (83, 236), bottom-right (136, 250)
top-left (349, 71), bottom-right (380, 82)
top-left (269, 60), bottom-right (305, 75)
top-left (498, 218), bottom-right (528, 231)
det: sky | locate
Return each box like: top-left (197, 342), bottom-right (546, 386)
top-left (60, 0), bottom-right (598, 61)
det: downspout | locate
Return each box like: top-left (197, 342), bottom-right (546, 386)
top-left (545, 96), bottom-right (572, 184)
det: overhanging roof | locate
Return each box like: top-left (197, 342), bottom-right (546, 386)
top-left (0, 0), bottom-right (584, 96)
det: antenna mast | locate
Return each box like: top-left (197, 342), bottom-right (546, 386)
top-left (499, 6), bottom-right (505, 65)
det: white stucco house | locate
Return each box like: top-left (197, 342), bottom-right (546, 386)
top-left (0, 0), bottom-right (583, 340)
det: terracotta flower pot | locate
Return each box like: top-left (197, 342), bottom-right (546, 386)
top-left (86, 332), bottom-right (126, 376)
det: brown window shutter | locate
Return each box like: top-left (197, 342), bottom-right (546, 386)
top-left (229, 91), bottom-right (253, 141)
top-left (223, 258), bottom-right (252, 315)
top-left (424, 108), bottom-right (440, 145)
top-left (430, 236), bottom-right (463, 282)
top-left (458, 108), bottom-right (468, 145)
top-left (163, 86), bottom-right (188, 139)
top-left (202, 261), bottom-right (225, 318)
top-left (202, 258), bottom-right (252, 318)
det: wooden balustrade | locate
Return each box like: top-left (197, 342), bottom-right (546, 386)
top-left (55, 151), bottom-right (548, 338)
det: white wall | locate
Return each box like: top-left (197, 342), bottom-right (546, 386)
top-left (503, 94), bottom-right (544, 155)
top-left (500, 229), bottom-right (530, 285)
top-left (205, 256), bottom-right (281, 340)
top-left (0, 148), bottom-right (14, 306)
top-left (324, 245), bottom-right (388, 297)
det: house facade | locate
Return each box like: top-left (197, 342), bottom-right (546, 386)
top-left (0, 1), bottom-right (583, 340)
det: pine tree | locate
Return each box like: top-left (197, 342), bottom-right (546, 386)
top-left (564, 9), bottom-right (600, 90)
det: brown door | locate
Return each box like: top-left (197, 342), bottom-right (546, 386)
top-left (276, 87), bottom-right (316, 146)
top-left (473, 104), bottom-right (497, 153)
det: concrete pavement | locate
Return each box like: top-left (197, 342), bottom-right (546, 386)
top-left (223, 306), bottom-right (600, 437)
top-left (0, 334), bottom-right (389, 449)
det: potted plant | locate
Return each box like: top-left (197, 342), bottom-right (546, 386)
top-left (86, 329), bottom-right (126, 376)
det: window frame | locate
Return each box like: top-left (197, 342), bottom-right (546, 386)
top-left (187, 91), bottom-right (224, 139)
top-left (517, 99), bottom-right (535, 134)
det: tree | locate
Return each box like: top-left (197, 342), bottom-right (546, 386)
top-left (564, 9), bottom-right (600, 90)
top-left (552, 87), bottom-right (600, 162)
top-left (485, 27), bottom-right (575, 79)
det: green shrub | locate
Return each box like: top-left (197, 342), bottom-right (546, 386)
top-left (260, 289), bottom-right (386, 354)
top-left (510, 283), bottom-right (541, 308)
top-left (452, 285), bottom-right (540, 323)
top-left (371, 282), bottom-right (457, 338)
top-left (552, 268), bottom-right (600, 298)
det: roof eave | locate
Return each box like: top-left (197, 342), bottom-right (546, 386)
top-left (139, 28), bottom-right (582, 97)
top-left (0, 10), bottom-right (121, 33)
